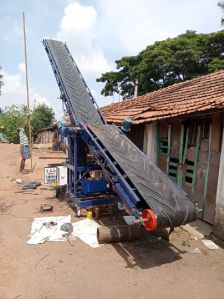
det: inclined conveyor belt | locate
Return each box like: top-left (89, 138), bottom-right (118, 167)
top-left (43, 39), bottom-right (198, 229)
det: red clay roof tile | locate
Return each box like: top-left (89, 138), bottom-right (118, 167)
top-left (101, 71), bottom-right (224, 124)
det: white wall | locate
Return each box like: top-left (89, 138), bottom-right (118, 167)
top-left (213, 123), bottom-right (224, 240)
top-left (143, 122), bottom-right (157, 163)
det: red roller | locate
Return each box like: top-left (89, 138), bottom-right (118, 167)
top-left (142, 209), bottom-right (157, 231)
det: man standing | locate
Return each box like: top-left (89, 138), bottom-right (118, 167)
top-left (17, 118), bottom-right (30, 173)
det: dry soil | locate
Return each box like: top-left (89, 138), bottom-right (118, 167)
top-left (0, 144), bottom-right (224, 299)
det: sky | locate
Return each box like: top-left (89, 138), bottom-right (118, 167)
top-left (0, 0), bottom-right (222, 119)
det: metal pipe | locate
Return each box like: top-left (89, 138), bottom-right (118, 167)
top-left (97, 225), bottom-right (141, 244)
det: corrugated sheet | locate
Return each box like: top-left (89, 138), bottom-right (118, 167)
top-left (101, 71), bottom-right (224, 124)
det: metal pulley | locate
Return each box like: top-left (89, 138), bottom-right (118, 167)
top-left (142, 209), bottom-right (157, 231)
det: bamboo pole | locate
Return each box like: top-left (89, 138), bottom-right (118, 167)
top-left (22, 12), bottom-right (33, 170)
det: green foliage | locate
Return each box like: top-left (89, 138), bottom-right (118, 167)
top-left (97, 56), bottom-right (139, 99)
top-left (97, 30), bottom-right (224, 99)
top-left (0, 103), bottom-right (55, 143)
top-left (0, 105), bottom-right (28, 143)
top-left (31, 103), bottom-right (55, 133)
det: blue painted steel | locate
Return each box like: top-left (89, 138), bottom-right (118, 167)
top-left (61, 127), bottom-right (120, 210)
top-left (68, 135), bottom-right (73, 194)
top-left (81, 124), bottom-right (140, 208)
top-left (81, 179), bottom-right (107, 195)
top-left (69, 194), bottom-right (119, 208)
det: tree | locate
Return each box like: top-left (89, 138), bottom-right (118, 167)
top-left (218, 1), bottom-right (224, 25)
top-left (0, 105), bottom-right (28, 143)
top-left (97, 56), bottom-right (140, 98)
top-left (97, 30), bottom-right (224, 99)
top-left (31, 103), bottom-right (55, 133)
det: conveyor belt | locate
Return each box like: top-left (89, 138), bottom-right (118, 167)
top-left (44, 39), bottom-right (104, 126)
top-left (44, 39), bottom-right (198, 229)
top-left (89, 124), bottom-right (197, 228)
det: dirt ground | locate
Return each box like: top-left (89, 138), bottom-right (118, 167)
top-left (0, 144), bottom-right (224, 299)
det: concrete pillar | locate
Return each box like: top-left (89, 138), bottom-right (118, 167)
top-left (143, 122), bottom-right (157, 164)
top-left (213, 123), bottom-right (224, 240)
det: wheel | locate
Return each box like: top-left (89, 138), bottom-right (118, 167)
top-left (142, 209), bottom-right (157, 232)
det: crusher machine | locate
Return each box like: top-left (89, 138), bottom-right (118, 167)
top-left (43, 39), bottom-right (198, 231)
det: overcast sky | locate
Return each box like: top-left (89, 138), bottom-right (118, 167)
top-left (0, 0), bottom-right (222, 119)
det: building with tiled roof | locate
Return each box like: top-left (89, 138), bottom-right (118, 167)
top-left (101, 70), bottom-right (224, 124)
top-left (101, 70), bottom-right (224, 241)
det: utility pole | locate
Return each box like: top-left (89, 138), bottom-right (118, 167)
top-left (22, 12), bottom-right (33, 170)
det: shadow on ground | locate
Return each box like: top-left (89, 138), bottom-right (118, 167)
top-left (112, 232), bottom-right (185, 269)
top-left (98, 212), bottom-right (185, 269)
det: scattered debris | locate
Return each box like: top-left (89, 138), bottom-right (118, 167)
top-left (27, 215), bottom-right (71, 244)
top-left (181, 224), bottom-right (204, 239)
top-left (190, 236), bottom-right (198, 241)
top-left (16, 179), bottom-right (22, 184)
top-left (40, 204), bottom-right (53, 213)
top-left (61, 223), bottom-right (73, 234)
top-left (72, 219), bottom-right (101, 248)
top-left (39, 156), bottom-right (65, 159)
top-left (61, 223), bottom-right (75, 246)
top-left (202, 239), bottom-right (219, 250)
top-left (86, 210), bottom-right (93, 219)
top-left (22, 181), bottom-right (41, 190)
top-left (14, 190), bottom-right (38, 195)
top-left (181, 240), bottom-right (191, 247)
top-left (191, 247), bottom-right (201, 254)
top-left (43, 221), bottom-right (57, 228)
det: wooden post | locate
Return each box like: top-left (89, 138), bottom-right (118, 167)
top-left (22, 12), bottom-right (32, 170)
top-left (202, 123), bottom-right (212, 217)
top-left (156, 122), bottom-right (160, 166)
top-left (179, 127), bottom-right (189, 187)
top-left (213, 122), bottom-right (224, 240)
top-left (192, 125), bottom-right (201, 192)
top-left (177, 123), bottom-right (184, 186)
top-left (166, 123), bottom-right (172, 174)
